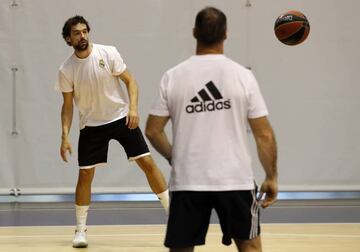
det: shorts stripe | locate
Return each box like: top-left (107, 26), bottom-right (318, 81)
top-left (250, 189), bottom-right (259, 239)
top-left (79, 162), bottom-right (107, 169)
top-left (128, 152), bottom-right (151, 161)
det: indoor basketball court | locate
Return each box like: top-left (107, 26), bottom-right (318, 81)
top-left (0, 224), bottom-right (359, 251)
top-left (0, 0), bottom-right (359, 251)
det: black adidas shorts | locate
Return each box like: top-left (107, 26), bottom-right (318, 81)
top-left (78, 117), bottom-right (150, 168)
top-left (164, 190), bottom-right (260, 248)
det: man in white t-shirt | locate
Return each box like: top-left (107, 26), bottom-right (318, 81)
top-left (56, 15), bottom-right (169, 248)
top-left (146, 7), bottom-right (278, 252)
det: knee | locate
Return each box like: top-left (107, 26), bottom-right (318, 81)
top-left (235, 236), bottom-right (262, 252)
top-left (78, 169), bottom-right (95, 184)
top-left (136, 156), bottom-right (156, 173)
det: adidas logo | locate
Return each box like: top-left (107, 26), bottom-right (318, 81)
top-left (185, 81), bottom-right (231, 114)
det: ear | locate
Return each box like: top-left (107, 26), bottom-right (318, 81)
top-left (192, 27), bottom-right (197, 39)
top-left (66, 36), bottom-right (71, 44)
top-left (224, 31), bottom-right (228, 40)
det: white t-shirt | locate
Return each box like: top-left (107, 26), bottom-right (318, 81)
top-left (56, 44), bottom-right (128, 129)
top-left (150, 54), bottom-right (269, 191)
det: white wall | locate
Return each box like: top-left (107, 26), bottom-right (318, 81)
top-left (0, 0), bottom-right (359, 194)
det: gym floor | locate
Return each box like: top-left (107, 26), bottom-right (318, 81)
top-left (1, 191), bottom-right (360, 226)
top-left (0, 192), bottom-right (359, 251)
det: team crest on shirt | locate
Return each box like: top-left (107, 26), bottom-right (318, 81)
top-left (185, 81), bottom-right (231, 114)
top-left (99, 59), bottom-right (105, 68)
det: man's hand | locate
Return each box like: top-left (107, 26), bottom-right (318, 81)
top-left (60, 137), bottom-right (72, 162)
top-left (126, 110), bottom-right (139, 129)
top-left (257, 178), bottom-right (278, 208)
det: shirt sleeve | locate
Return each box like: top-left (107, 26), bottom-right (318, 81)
top-left (149, 73), bottom-right (170, 116)
top-left (111, 46), bottom-right (127, 76)
top-left (55, 70), bottom-right (73, 92)
top-left (247, 71), bottom-right (269, 119)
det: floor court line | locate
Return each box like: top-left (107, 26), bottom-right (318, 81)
top-left (1, 222), bottom-right (359, 228)
top-left (1, 232), bottom-right (359, 239)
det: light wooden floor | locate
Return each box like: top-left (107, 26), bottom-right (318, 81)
top-left (0, 224), bottom-right (359, 252)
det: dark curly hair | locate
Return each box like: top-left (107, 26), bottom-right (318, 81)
top-left (194, 7), bottom-right (227, 45)
top-left (62, 15), bottom-right (91, 46)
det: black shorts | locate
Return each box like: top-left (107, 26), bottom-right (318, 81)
top-left (78, 117), bottom-right (150, 168)
top-left (164, 190), bottom-right (260, 248)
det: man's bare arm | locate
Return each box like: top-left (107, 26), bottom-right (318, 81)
top-left (248, 116), bottom-right (278, 208)
top-left (119, 69), bottom-right (139, 129)
top-left (145, 115), bottom-right (172, 164)
top-left (60, 92), bottom-right (74, 162)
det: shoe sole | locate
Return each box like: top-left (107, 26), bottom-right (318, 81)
top-left (72, 243), bottom-right (88, 248)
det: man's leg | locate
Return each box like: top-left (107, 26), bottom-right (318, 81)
top-left (135, 155), bottom-right (169, 213)
top-left (234, 236), bottom-right (262, 252)
top-left (135, 155), bottom-right (167, 193)
top-left (169, 247), bottom-right (195, 252)
top-left (76, 167), bottom-right (95, 206)
top-left (73, 167), bottom-right (95, 248)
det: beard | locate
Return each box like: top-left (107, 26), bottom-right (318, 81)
top-left (74, 39), bottom-right (89, 51)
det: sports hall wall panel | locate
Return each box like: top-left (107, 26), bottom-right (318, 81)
top-left (0, 0), bottom-right (359, 194)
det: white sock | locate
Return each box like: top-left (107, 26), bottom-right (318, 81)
top-left (157, 189), bottom-right (170, 215)
top-left (75, 205), bottom-right (89, 232)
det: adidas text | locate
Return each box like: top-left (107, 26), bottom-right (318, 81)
top-left (186, 99), bottom-right (231, 113)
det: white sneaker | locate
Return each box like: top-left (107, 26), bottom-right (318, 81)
top-left (72, 229), bottom-right (88, 248)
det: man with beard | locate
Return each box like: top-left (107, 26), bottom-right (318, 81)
top-left (56, 15), bottom-right (169, 248)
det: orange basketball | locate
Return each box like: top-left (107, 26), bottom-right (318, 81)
top-left (274, 10), bottom-right (310, 46)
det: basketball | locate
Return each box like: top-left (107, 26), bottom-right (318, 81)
top-left (274, 10), bottom-right (310, 46)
